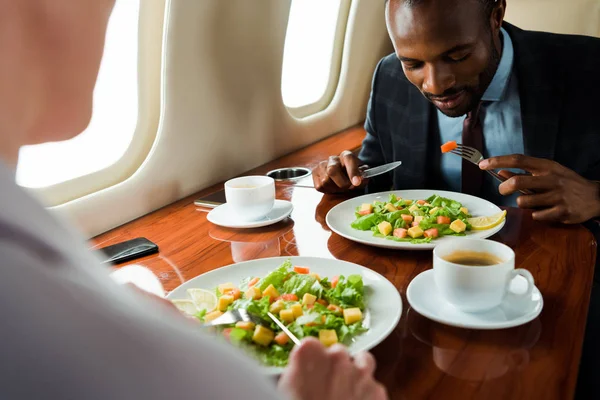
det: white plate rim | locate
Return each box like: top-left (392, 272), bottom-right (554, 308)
top-left (166, 256), bottom-right (402, 375)
top-left (326, 189), bottom-right (506, 250)
top-left (207, 199), bottom-right (293, 229)
top-left (406, 270), bottom-right (543, 330)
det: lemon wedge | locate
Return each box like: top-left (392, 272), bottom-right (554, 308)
top-left (467, 210), bottom-right (507, 231)
top-left (171, 299), bottom-right (199, 316)
top-left (187, 288), bottom-right (218, 312)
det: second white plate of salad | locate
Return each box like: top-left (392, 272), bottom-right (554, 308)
top-left (167, 256), bottom-right (402, 375)
top-left (326, 190), bottom-right (506, 250)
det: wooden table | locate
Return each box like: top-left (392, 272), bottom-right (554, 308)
top-left (94, 125), bottom-right (598, 399)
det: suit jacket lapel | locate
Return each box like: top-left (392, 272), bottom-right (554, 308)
top-left (505, 22), bottom-right (563, 160)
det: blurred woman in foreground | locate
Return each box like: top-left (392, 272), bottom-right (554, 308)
top-left (0, 1), bottom-right (387, 399)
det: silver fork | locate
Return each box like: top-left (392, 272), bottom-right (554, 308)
top-left (450, 144), bottom-right (534, 195)
top-left (202, 309), bottom-right (270, 327)
top-left (267, 312), bottom-right (302, 346)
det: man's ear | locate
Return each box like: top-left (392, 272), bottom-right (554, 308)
top-left (490, 0), bottom-right (507, 33)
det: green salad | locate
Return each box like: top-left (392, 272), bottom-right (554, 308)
top-left (196, 260), bottom-right (368, 367)
top-left (351, 194), bottom-right (472, 244)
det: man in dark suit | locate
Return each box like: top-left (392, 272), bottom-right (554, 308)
top-left (313, 0), bottom-right (600, 225)
top-left (313, 0), bottom-right (600, 396)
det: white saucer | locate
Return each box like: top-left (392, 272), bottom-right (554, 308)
top-left (207, 200), bottom-right (293, 229)
top-left (407, 270), bottom-right (543, 330)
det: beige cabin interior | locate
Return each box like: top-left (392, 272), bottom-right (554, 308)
top-left (27, 0), bottom-right (599, 238)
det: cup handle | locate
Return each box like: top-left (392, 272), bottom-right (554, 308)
top-left (509, 268), bottom-right (535, 298)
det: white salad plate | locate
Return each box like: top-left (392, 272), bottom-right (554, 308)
top-left (167, 256), bottom-right (402, 375)
top-left (407, 270), bottom-right (543, 330)
top-left (326, 190), bottom-right (506, 250)
top-left (207, 199), bottom-right (293, 229)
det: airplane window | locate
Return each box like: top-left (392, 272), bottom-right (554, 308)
top-left (16, 0), bottom-right (140, 188)
top-left (281, 0), bottom-right (342, 109)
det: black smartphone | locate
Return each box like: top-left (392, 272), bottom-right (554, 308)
top-left (98, 237), bottom-right (159, 264)
top-left (194, 189), bottom-right (226, 208)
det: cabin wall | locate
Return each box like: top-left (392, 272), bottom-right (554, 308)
top-left (49, 0), bottom-right (600, 238)
top-left (52, 0), bottom-right (393, 237)
top-left (504, 0), bottom-right (600, 37)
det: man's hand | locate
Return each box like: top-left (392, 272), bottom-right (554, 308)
top-left (278, 338), bottom-right (388, 400)
top-left (480, 155), bottom-right (600, 224)
top-left (313, 151), bottom-right (367, 193)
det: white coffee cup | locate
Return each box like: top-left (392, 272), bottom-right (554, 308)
top-left (433, 238), bottom-right (535, 313)
top-left (224, 176), bottom-right (275, 221)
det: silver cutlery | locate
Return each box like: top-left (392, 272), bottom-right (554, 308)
top-left (201, 308), bottom-right (303, 346)
top-left (203, 309), bottom-right (357, 356)
top-left (449, 144), bottom-right (534, 195)
top-left (201, 309), bottom-right (270, 327)
top-left (267, 312), bottom-right (302, 346)
top-left (361, 161), bottom-right (402, 179)
top-left (360, 161), bottom-right (403, 179)
top-left (276, 161), bottom-right (402, 189)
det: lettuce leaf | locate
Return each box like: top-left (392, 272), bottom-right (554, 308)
top-left (351, 213), bottom-right (382, 230)
top-left (338, 321), bottom-right (368, 342)
top-left (282, 274), bottom-right (324, 298)
top-left (393, 218), bottom-right (408, 229)
top-left (385, 210), bottom-right (409, 225)
top-left (426, 195), bottom-right (463, 211)
top-left (230, 296), bottom-right (272, 325)
top-left (373, 232), bottom-right (432, 244)
top-left (256, 260), bottom-right (292, 291)
top-left (382, 234), bottom-right (433, 244)
top-left (418, 220), bottom-right (467, 237)
top-left (231, 340), bottom-right (291, 367)
top-left (325, 274), bottom-right (365, 310)
top-left (229, 327), bottom-right (251, 343)
top-left (238, 276), bottom-right (253, 291)
top-left (194, 309), bottom-right (207, 322)
top-left (288, 305), bottom-right (368, 344)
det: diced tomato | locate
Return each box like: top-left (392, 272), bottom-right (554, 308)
top-left (225, 288), bottom-right (241, 300)
top-left (294, 266), bottom-right (310, 274)
top-left (306, 304), bottom-right (314, 310)
top-left (358, 209), bottom-right (372, 216)
top-left (327, 304), bottom-right (343, 314)
top-left (331, 276), bottom-right (339, 289)
top-left (276, 294), bottom-right (299, 302)
top-left (393, 228), bottom-right (408, 238)
top-left (437, 216), bottom-right (451, 225)
top-left (401, 214), bottom-right (414, 223)
top-left (223, 328), bottom-right (233, 341)
top-left (316, 299), bottom-right (328, 306)
top-left (412, 221), bottom-right (420, 227)
top-left (417, 200), bottom-right (427, 205)
top-left (441, 141), bottom-right (458, 153)
top-left (424, 228), bottom-right (439, 238)
top-left (248, 277), bottom-right (260, 287)
top-left (274, 332), bottom-right (289, 346)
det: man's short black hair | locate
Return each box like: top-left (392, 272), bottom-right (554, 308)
top-left (386, 0), bottom-right (499, 20)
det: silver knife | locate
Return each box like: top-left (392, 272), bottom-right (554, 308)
top-left (267, 312), bottom-right (302, 346)
top-left (361, 161), bottom-right (402, 179)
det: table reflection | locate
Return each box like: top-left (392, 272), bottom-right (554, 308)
top-left (288, 188), bottom-right (336, 257)
top-left (407, 308), bottom-right (541, 382)
top-left (208, 222), bottom-right (295, 262)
